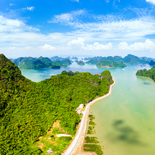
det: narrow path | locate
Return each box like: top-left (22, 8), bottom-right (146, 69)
top-left (63, 80), bottom-right (116, 155)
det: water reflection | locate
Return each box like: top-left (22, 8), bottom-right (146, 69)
top-left (112, 120), bottom-right (141, 145)
top-left (143, 82), bottom-right (151, 85)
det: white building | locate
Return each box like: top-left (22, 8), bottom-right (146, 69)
top-left (47, 148), bottom-right (53, 154)
top-left (79, 104), bottom-right (84, 109)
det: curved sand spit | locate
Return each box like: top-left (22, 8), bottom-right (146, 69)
top-left (63, 79), bottom-right (116, 155)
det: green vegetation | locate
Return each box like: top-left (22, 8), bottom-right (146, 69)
top-left (0, 54), bottom-right (113, 155)
top-left (86, 56), bottom-right (103, 64)
top-left (96, 60), bottom-right (126, 68)
top-left (50, 58), bottom-right (72, 67)
top-left (83, 114), bottom-right (103, 155)
top-left (87, 56), bottom-right (126, 68)
top-left (77, 60), bottom-right (85, 66)
top-left (61, 70), bottom-right (79, 76)
top-left (85, 136), bottom-right (99, 143)
top-left (87, 126), bottom-right (95, 134)
top-left (136, 65), bottom-right (155, 81)
top-left (83, 144), bottom-right (103, 155)
top-left (123, 54), bottom-right (149, 64)
top-left (33, 126), bottom-right (72, 155)
top-left (87, 115), bottom-right (96, 134)
top-left (13, 56), bottom-right (72, 69)
top-left (86, 54), bottom-right (152, 67)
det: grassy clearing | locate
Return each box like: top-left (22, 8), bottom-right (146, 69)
top-left (32, 121), bottom-right (72, 155)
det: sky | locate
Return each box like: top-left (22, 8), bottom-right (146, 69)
top-left (1, 0), bottom-right (155, 58)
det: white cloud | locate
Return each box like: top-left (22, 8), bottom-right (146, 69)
top-left (49, 10), bottom-right (86, 24)
top-left (118, 39), bottom-right (155, 51)
top-left (118, 42), bottom-right (129, 50)
top-left (83, 42), bottom-right (113, 50)
top-left (146, 0), bottom-right (155, 5)
top-left (77, 17), bottom-right (155, 38)
top-left (42, 44), bottom-right (56, 50)
top-left (0, 15), bottom-right (23, 31)
top-left (9, 3), bottom-right (14, 6)
top-left (50, 10), bottom-right (155, 42)
top-left (68, 37), bottom-right (85, 46)
top-left (9, 47), bottom-right (15, 50)
top-left (26, 7), bottom-right (35, 11)
top-left (2, 11), bottom-right (155, 58)
top-left (0, 15), bottom-right (39, 33)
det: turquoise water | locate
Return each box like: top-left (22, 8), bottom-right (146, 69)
top-left (21, 63), bottom-right (155, 155)
top-left (21, 62), bottom-right (98, 82)
top-left (91, 65), bottom-right (155, 155)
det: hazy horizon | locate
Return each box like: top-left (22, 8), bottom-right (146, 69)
top-left (6, 54), bottom-right (155, 60)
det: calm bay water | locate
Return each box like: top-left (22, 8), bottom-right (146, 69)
top-left (21, 62), bottom-right (98, 82)
top-left (21, 62), bottom-right (155, 155)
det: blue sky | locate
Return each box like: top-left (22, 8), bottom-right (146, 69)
top-left (1, 0), bottom-right (155, 58)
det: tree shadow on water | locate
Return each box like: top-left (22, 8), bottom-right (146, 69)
top-left (107, 120), bottom-right (145, 145)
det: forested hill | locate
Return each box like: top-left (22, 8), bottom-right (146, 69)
top-left (77, 60), bottom-right (85, 66)
top-left (96, 60), bottom-right (126, 68)
top-left (0, 54), bottom-right (113, 155)
top-left (13, 56), bottom-right (72, 69)
top-left (86, 54), bottom-right (151, 66)
top-left (136, 65), bottom-right (155, 81)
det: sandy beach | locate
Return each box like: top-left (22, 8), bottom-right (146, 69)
top-left (63, 79), bottom-right (116, 155)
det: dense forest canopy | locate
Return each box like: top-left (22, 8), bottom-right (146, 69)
top-left (136, 65), bottom-right (155, 81)
top-left (0, 54), bottom-right (113, 155)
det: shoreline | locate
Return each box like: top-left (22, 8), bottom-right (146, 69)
top-left (136, 75), bottom-right (155, 83)
top-left (63, 78), bottom-right (116, 155)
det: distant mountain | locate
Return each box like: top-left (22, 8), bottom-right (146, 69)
top-left (86, 56), bottom-right (125, 68)
top-left (86, 56), bottom-right (103, 64)
top-left (86, 56), bottom-right (124, 65)
top-left (86, 54), bottom-right (152, 67)
top-left (123, 54), bottom-right (149, 64)
top-left (96, 60), bottom-right (126, 68)
top-left (38, 56), bottom-right (53, 67)
top-left (14, 57), bottom-right (25, 66)
top-left (59, 58), bottom-right (72, 66)
top-left (77, 60), bottom-right (85, 66)
top-left (72, 56), bottom-right (78, 60)
top-left (51, 56), bottom-right (72, 66)
top-left (12, 56), bottom-right (72, 69)
top-left (141, 57), bottom-right (154, 62)
top-left (149, 60), bottom-right (155, 66)
top-left (51, 56), bottom-right (63, 61)
top-left (18, 57), bottom-right (45, 69)
top-left (84, 57), bottom-right (91, 61)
